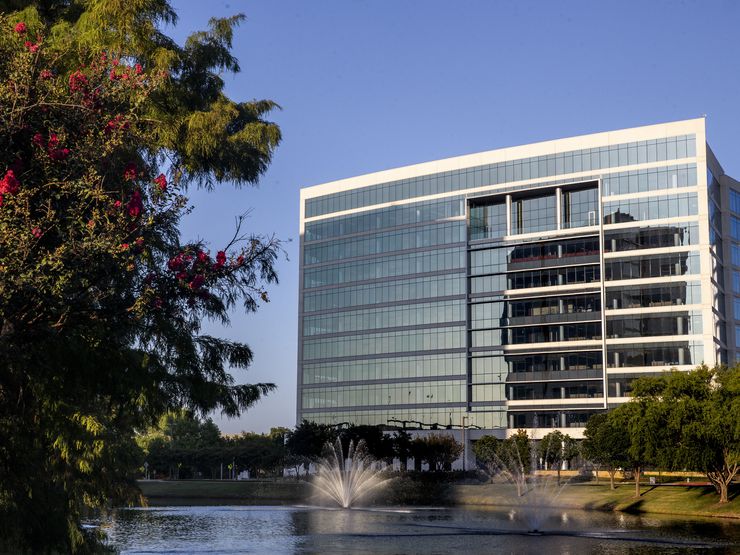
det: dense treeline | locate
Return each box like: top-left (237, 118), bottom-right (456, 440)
top-left (136, 415), bottom-right (465, 479)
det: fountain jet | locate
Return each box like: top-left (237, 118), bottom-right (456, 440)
top-left (311, 438), bottom-right (388, 508)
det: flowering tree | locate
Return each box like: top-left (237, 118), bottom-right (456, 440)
top-left (0, 6), bottom-right (281, 552)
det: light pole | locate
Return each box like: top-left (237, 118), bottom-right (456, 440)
top-left (461, 415), bottom-right (469, 471)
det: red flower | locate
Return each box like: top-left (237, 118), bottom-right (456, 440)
top-left (47, 133), bottom-right (58, 149)
top-left (196, 250), bottom-right (209, 264)
top-left (68, 70), bottom-right (88, 92)
top-left (123, 162), bottom-right (138, 181)
top-left (120, 243), bottom-right (129, 251)
top-left (189, 274), bottom-right (205, 290)
top-left (109, 69), bottom-right (119, 81)
top-left (39, 69), bottom-right (52, 79)
top-left (175, 271), bottom-right (187, 280)
top-left (14, 22), bottom-right (26, 34)
top-left (112, 59), bottom-right (119, 66)
top-left (32, 133), bottom-right (45, 147)
top-left (215, 250), bottom-right (226, 267)
top-left (0, 170), bottom-right (20, 195)
top-left (31, 227), bottom-right (42, 238)
top-left (134, 63), bottom-right (143, 75)
top-left (48, 148), bottom-right (70, 161)
top-left (153, 173), bottom-right (167, 192)
top-left (24, 41), bottom-right (38, 53)
top-left (168, 253), bottom-right (184, 271)
top-left (127, 190), bottom-right (143, 218)
top-left (113, 200), bottom-right (122, 209)
top-left (236, 255), bottom-right (245, 266)
top-left (104, 115), bottom-right (129, 135)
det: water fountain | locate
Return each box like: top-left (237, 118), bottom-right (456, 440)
top-left (310, 438), bottom-right (389, 508)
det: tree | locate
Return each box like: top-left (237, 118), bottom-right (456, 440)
top-left (629, 366), bottom-right (740, 503)
top-left (339, 425), bottom-right (394, 464)
top-left (538, 430), bottom-right (578, 486)
top-left (496, 430), bottom-right (532, 496)
top-left (0, 5), bottom-right (282, 552)
top-left (285, 420), bottom-right (337, 475)
top-left (582, 413), bottom-right (629, 489)
top-left (415, 434), bottom-right (463, 471)
top-left (391, 429), bottom-right (413, 472)
top-left (472, 435), bottom-right (500, 478)
top-left (609, 392), bottom-right (665, 498)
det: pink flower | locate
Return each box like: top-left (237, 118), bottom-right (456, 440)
top-left (113, 200), bottom-right (122, 209)
top-left (134, 63), bottom-right (143, 75)
top-left (32, 133), bottom-right (45, 147)
top-left (0, 170), bottom-right (20, 195)
top-left (24, 41), bottom-right (38, 53)
top-left (39, 69), bottom-right (53, 79)
top-left (127, 190), bottom-right (143, 218)
top-left (112, 59), bottom-right (119, 66)
top-left (153, 173), bottom-right (167, 192)
top-left (109, 70), bottom-right (119, 81)
top-left (68, 70), bottom-right (88, 92)
top-left (123, 162), bottom-right (138, 181)
top-left (14, 22), bottom-right (26, 34)
top-left (120, 243), bottom-right (129, 251)
top-left (31, 227), bottom-right (42, 238)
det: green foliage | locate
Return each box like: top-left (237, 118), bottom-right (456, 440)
top-left (538, 430), bottom-right (578, 485)
top-left (0, 4), bottom-right (282, 552)
top-left (338, 425), bottom-right (395, 463)
top-left (410, 433), bottom-right (463, 471)
top-left (285, 420), bottom-right (337, 471)
top-left (625, 365), bottom-right (740, 503)
top-left (583, 412), bottom-right (630, 488)
top-left (471, 435), bottom-right (500, 476)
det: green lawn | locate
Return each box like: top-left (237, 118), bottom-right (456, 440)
top-left (453, 482), bottom-right (740, 519)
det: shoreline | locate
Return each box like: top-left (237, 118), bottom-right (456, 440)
top-left (135, 479), bottom-right (739, 521)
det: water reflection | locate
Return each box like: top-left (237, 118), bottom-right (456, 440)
top-left (103, 505), bottom-right (740, 554)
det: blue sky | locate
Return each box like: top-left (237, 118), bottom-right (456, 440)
top-left (167, 0), bottom-right (740, 433)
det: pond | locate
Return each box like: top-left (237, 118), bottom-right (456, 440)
top-left (102, 504), bottom-right (740, 554)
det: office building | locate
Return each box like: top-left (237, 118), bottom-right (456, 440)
top-left (298, 118), bottom-right (734, 438)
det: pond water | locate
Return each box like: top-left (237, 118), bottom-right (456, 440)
top-left (101, 504), bottom-right (740, 554)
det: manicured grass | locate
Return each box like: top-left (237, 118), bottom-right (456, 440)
top-left (453, 481), bottom-right (740, 519)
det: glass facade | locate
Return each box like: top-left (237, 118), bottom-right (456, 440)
top-left (299, 120), bottom-right (727, 438)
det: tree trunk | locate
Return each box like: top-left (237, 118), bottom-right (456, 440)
top-left (633, 465), bottom-right (641, 498)
top-left (556, 468), bottom-right (561, 486)
top-left (594, 466), bottom-right (599, 484)
top-left (608, 468), bottom-right (616, 490)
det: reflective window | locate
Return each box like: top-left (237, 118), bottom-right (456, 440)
top-left (602, 164), bottom-right (697, 196)
top-left (604, 223), bottom-right (698, 252)
top-left (306, 134), bottom-right (696, 217)
top-left (471, 321), bottom-right (601, 347)
top-left (305, 197), bottom-right (464, 241)
top-left (469, 201), bottom-right (506, 240)
top-left (304, 221), bottom-right (465, 265)
top-left (513, 193), bottom-right (556, 234)
top-left (302, 325), bottom-right (465, 360)
top-left (605, 282), bottom-right (701, 309)
top-left (469, 237), bottom-right (600, 276)
top-left (606, 341), bottom-right (703, 368)
top-left (605, 252), bottom-right (700, 281)
top-left (302, 353), bottom-right (465, 384)
top-left (606, 312), bottom-right (703, 338)
top-left (562, 187), bottom-right (598, 228)
top-left (509, 382), bottom-right (603, 400)
top-left (304, 247), bottom-right (465, 288)
top-left (731, 189), bottom-right (740, 213)
top-left (470, 294), bottom-right (601, 329)
top-left (303, 299), bottom-right (465, 336)
top-left (303, 273), bottom-right (465, 313)
top-left (603, 192), bottom-right (698, 224)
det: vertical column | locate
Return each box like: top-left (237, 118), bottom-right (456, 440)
top-left (556, 187), bottom-right (563, 230)
top-left (506, 194), bottom-right (512, 236)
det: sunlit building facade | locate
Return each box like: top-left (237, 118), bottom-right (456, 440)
top-left (298, 118), bottom-right (735, 438)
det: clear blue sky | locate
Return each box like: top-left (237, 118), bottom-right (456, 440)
top-left (167, 0), bottom-right (740, 433)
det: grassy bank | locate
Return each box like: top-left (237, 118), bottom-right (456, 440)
top-left (453, 482), bottom-right (740, 520)
top-left (136, 478), bottom-right (738, 520)
top-left (137, 479), bottom-right (309, 505)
